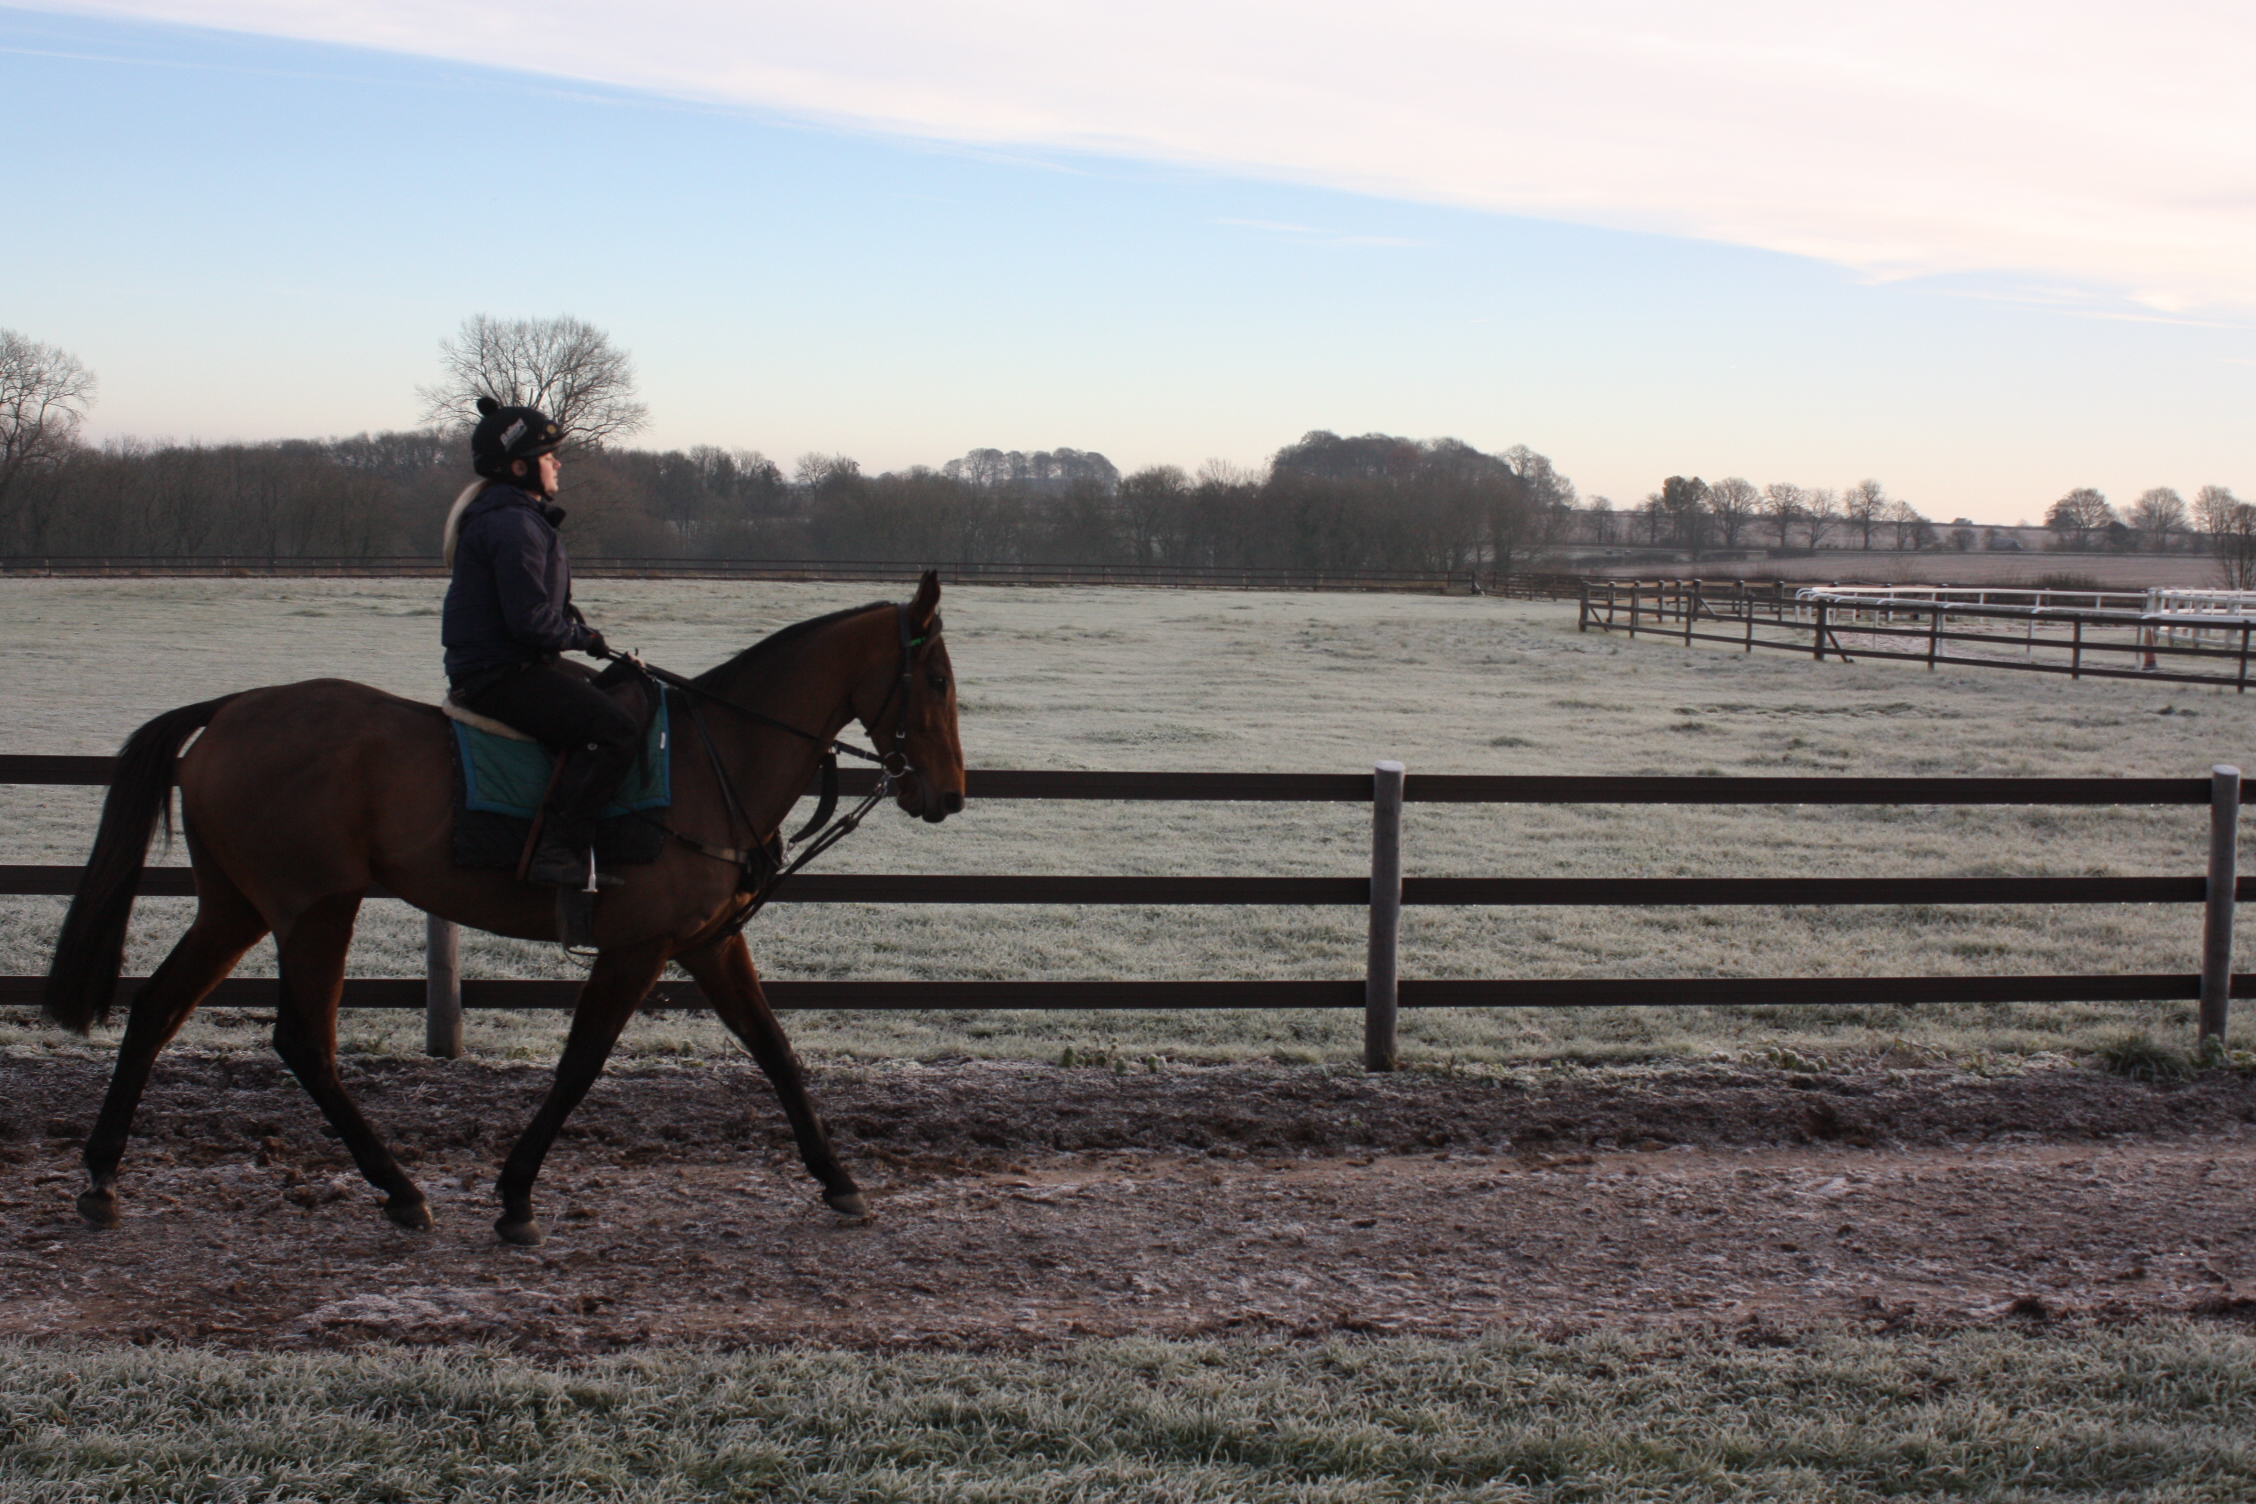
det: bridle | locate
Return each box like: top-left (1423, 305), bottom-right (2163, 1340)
top-left (617, 603), bottom-right (942, 933)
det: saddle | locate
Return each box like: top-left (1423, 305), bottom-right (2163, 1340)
top-left (442, 671), bottom-right (672, 878)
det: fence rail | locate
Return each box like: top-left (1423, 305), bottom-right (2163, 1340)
top-left (1, 754), bottom-right (2242, 1067)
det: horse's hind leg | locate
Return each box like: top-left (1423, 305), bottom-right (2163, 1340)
top-left (675, 934), bottom-right (864, 1218)
top-left (266, 891), bottom-right (431, 1230)
top-left (78, 881), bottom-right (269, 1228)
top-left (493, 937), bottom-right (670, 1246)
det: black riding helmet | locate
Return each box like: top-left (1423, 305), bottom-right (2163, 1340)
top-left (470, 395), bottom-right (566, 481)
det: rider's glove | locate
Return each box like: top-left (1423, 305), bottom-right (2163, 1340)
top-left (581, 629), bottom-right (611, 658)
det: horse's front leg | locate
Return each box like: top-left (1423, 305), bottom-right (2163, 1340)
top-left (493, 937), bottom-right (670, 1246)
top-left (675, 933), bottom-right (864, 1217)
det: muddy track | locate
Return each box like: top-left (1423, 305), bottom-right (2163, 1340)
top-left (2, 1050), bottom-right (2252, 1354)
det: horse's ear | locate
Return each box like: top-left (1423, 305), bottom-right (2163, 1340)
top-left (909, 568), bottom-right (941, 631)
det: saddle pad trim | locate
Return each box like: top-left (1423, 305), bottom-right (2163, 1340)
top-left (440, 696), bottom-right (535, 741)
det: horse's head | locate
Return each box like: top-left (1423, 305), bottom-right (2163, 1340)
top-left (857, 570), bottom-right (965, 823)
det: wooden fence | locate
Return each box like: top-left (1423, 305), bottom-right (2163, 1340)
top-left (1579, 578), bottom-right (2256, 691)
top-left (0, 556), bottom-right (1585, 598)
top-left (0, 756), bottom-right (2245, 1069)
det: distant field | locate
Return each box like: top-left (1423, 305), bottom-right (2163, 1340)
top-left (2, 576), bottom-right (2252, 1067)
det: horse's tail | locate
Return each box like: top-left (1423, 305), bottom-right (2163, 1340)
top-left (44, 695), bottom-right (242, 1034)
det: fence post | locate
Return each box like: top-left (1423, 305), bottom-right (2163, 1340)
top-left (1811, 598), bottom-right (1828, 661)
top-left (1686, 580), bottom-right (1699, 645)
top-left (2071, 617), bottom-right (2083, 679)
top-left (425, 913), bottom-right (463, 1059)
top-left (1578, 582), bottom-right (1589, 632)
top-left (1365, 760), bottom-right (1404, 1074)
top-left (2202, 765), bottom-right (2240, 1044)
top-left (1927, 602), bottom-right (1941, 669)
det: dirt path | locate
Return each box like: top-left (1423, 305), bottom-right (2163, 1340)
top-left (2, 1050), bottom-right (2252, 1352)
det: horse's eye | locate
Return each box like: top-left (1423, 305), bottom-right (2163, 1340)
top-left (927, 673), bottom-right (949, 692)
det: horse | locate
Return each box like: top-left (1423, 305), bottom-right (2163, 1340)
top-left (42, 571), bottom-right (964, 1246)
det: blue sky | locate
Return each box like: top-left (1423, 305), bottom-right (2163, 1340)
top-left (6, 2), bottom-right (2254, 522)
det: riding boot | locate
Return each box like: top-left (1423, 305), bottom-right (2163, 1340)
top-left (526, 742), bottom-right (629, 890)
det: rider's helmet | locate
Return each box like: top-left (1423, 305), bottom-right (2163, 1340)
top-left (470, 395), bottom-right (566, 482)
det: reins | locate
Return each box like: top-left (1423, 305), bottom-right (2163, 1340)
top-left (611, 604), bottom-right (939, 937)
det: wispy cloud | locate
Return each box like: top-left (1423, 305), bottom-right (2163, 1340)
top-left (35, 0), bottom-right (2256, 309)
top-left (1216, 219), bottom-right (1424, 249)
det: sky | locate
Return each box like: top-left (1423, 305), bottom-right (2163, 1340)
top-left (5, 2), bottom-right (2254, 523)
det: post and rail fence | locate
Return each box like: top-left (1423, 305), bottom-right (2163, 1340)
top-left (0, 756), bottom-right (2245, 1069)
top-left (1579, 578), bottom-right (2256, 691)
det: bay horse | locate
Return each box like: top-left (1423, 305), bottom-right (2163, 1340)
top-left (42, 572), bottom-right (963, 1246)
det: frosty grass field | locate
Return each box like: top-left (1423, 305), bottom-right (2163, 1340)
top-left (1, 574), bottom-right (2250, 1069)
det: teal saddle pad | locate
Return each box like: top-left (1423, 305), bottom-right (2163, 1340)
top-left (446, 696), bottom-right (672, 873)
top-left (452, 697), bottom-right (671, 820)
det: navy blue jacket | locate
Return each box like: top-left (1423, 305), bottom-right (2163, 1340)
top-left (442, 483), bottom-right (597, 679)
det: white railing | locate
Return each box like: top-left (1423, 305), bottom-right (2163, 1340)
top-left (2141, 588), bottom-right (2256, 650)
top-left (1793, 584), bottom-right (2147, 612)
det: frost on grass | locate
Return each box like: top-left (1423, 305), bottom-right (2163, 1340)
top-left (1, 578), bottom-right (2251, 1067)
top-left (3, 1323), bottom-right (2255, 1502)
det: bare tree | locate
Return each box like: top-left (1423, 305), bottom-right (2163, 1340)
top-left (2194, 483), bottom-right (2240, 539)
top-left (1706, 476), bottom-right (1759, 548)
top-left (1586, 495), bottom-right (1614, 545)
top-left (2194, 485), bottom-right (2253, 584)
top-left (1195, 458), bottom-right (1262, 488)
top-left (0, 329), bottom-right (97, 525)
top-left (1802, 486), bottom-right (1840, 548)
top-left (1884, 499), bottom-right (1931, 550)
top-left (418, 315), bottom-right (649, 445)
top-left (1841, 478), bottom-right (1887, 549)
top-left (1640, 493), bottom-right (1668, 545)
top-left (1659, 475), bottom-right (1711, 556)
top-left (795, 453), bottom-right (863, 494)
top-left (2212, 500), bottom-right (2256, 589)
top-left (2044, 487), bottom-right (2115, 548)
top-left (2126, 487), bottom-right (2187, 552)
top-left (1760, 482), bottom-right (1803, 548)
top-left (1117, 465), bottom-right (1188, 562)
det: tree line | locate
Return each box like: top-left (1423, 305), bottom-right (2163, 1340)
top-left (0, 425), bottom-right (1577, 571)
top-left (1578, 477), bottom-right (1935, 554)
top-left (4, 317), bottom-right (2244, 572)
top-left (0, 319), bottom-right (1576, 570)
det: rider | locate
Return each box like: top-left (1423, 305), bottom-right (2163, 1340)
top-left (442, 396), bottom-right (637, 890)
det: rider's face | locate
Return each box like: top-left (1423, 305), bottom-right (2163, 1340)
top-left (514, 452), bottom-right (563, 495)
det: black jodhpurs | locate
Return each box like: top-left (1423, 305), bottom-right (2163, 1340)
top-left (453, 659), bottom-right (642, 848)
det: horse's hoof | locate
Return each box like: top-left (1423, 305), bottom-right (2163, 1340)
top-left (76, 1190), bottom-right (119, 1229)
top-left (824, 1189), bottom-right (868, 1219)
top-left (494, 1212), bottom-right (544, 1247)
top-left (384, 1197), bottom-right (433, 1231)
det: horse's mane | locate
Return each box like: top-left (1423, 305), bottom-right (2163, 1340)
top-left (691, 600), bottom-right (892, 688)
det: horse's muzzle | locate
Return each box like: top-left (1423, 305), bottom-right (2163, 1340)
top-left (905, 775), bottom-right (964, 823)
